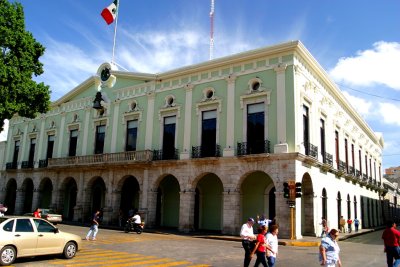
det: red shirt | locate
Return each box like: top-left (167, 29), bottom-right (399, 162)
top-left (256, 233), bottom-right (266, 252)
top-left (382, 227), bottom-right (400, 247)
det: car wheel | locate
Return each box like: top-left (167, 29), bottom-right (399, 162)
top-left (63, 242), bottom-right (77, 259)
top-left (0, 246), bottom-right (16, 266)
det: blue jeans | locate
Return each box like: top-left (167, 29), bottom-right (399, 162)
top-left (254, 251), bottom-right (268, 267)
top-left (267, 256), bottom-right (276, 267)
top-left (86, 224), bottom-right (98, 239)
top-left (386, 246), bottom-right (400, 267)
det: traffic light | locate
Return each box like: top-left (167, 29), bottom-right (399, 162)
top-left (295, 182), bottom-right (302, 198)
top-left (283, 182), bottom-right (290, 198)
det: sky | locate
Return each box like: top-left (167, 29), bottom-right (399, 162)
top-left (1, 0), bottom-right (400, 171)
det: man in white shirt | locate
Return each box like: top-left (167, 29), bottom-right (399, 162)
top-left (240, 218), bottom-right (256, 267)
top-left (132, 212), bottom-right (141, 224)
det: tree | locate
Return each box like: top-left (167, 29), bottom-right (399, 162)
top-left (0, 0), bottom-right (51, 132)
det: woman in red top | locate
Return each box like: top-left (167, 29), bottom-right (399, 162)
top-left (33, 208), bottom-right (41, 218)
top-left (250, 225), bottom-right (268, 267)
top-left (382, 220), bottom-right (400, 267)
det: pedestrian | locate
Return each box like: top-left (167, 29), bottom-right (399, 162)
top-left (382, 220), bottom-right (400, 267)
top-left (321, 217), bottom-right (329, 237)
top-left (339, 216), bottom-right (346, 233)
top-left (256, 214), bottom-right (271, 228)
top-left (347, 218), bottom-right (352, 233)
top-left (86, 210), bottom-right (101, 241)
top-left (250, 225), bottom-right (268, 267)
top-left (240, 217), bottom-right (256, 267)
top-left (33, 208), bottom-right (41, 218)
top-left (266, 224), bottom-right (279, 267)
top-left (319, 228), bottom-right (342, 267)
top-left (118, 209), bottom-right (124, 227)
top-left (354, 218), bottom-right (360, 232)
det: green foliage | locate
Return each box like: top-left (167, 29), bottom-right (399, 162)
top-left (0, 0), bottom-right (51, 132)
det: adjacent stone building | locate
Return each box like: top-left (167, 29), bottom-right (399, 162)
top-left (0, 41), bottom-right (386, 238)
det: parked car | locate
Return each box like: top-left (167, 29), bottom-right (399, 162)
top-left (24, 208), bottom-right (62, 224)
top-left (0, 216), bottom-right (81, 266)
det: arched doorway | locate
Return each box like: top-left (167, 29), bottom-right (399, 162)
top-left (38, 178), bottom-right (53, 208)
top-left (347, 194), bottom-right (351, 220)
top-left (194, 173), bottom-right (223, 231)
top-left (4, 179), bottom-right (17, 214)
top-left (156, 175), bottom-right (180, 228)
top-left (322, 188), bottom-right (327, 222)
top-left (62, 178), bottom-right (77, 220)
top-left (301, 173), bottom-right (314, 236)
top-left (90, 177), bottom-right (106, 214)
top-left (240, 171), bottom-right (274, 223)
top-left (337, 192), bottom-right (342, 229)
top-left (119, 176), bottom-right (140, 218)
top-left (22, 178), bottom-right (34, 213)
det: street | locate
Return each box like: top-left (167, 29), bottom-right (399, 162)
top-left (9, 224), bottom-right (385, 267)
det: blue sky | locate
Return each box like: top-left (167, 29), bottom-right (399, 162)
top-left (2, 0), bottom-right (400, 171)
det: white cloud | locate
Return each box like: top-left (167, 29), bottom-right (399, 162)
top-left (342, 91), bottom-right (372, 118)
top-left (329, 41), bottom-right (400, 90)
top-left (378, 102), bottom-right (400, 126)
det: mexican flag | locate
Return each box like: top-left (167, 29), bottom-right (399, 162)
top-left (101, 0), bottom-right (118, 25)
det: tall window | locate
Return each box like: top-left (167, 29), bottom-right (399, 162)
top-left (12, 140), bottom-right (20, 167)
top-left (163, 116), bottom-right (176, 159)
top-left (247, 103), bottom-right (265, 154)
top-left (46, 135), bottom-right (55, 159)
top-left (303, 105), bottom-right (310, 155)
top-left (95, 125), bottom-right (106, 154)
top-left (126, 120), bottom-right (138, 151)
top-left (351, 144), bottom-right (355, 172)
top-left (320, 119), bottom-right (326, 162)
top-left (201, 110), bottom-right (217, 157)
top-left (335, 131), bottom-right (339, 169)
top-left (68, 129), bottom-right (78, 156)
top-left (358, 149), bottom-right (362, 174)
top-left (365, 154), bottom-right (368, 177)
top-left (28, 138), bottom-right (36, 167)
top-left (369, 158), bottom-right (372, 178)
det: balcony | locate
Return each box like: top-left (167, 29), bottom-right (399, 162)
top-left (21, 161), bottom-right (34, 169)
top-left (48, 150), bottom-right (153, 167)
top-left (323, 152), bottom-right (333, 166)
top-left (152, 148), bottom-right (179, 161)
top-left (192, 145), bottom-right (221, 158)
top-left (305, 142), bottom-right (318, 159)
top-left (338, 160), bottom-right (347, 173)
top-left (39, 159), bottom-right (48, 168)
top-left (237, 140), bottom-right (271, 156)
top-left (5, 162), bottom-right (18, 170)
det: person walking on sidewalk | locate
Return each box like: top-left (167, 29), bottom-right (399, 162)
top-left (319, 228), bottom-right (342, 267)
top-left (250, 225), bottom-right (268, 267)
top-left (86, 210), bottom-right (101, 241)
top-left (382, 220), bottom-right (400, 267)
top-left (266, 224), bottom-right (279, 267)
top-left (354, 218), bottom-right (360, 232)
top-left (339, 216), bottom-right (346, 233)
top-left (347, 218), bottom-right (353, 233)
top-left (240, 218), bottom-right (256, 267)
top-left (321, 217), bottom-right (329, 237)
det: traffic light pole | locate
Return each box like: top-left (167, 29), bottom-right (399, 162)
top-left (283, 181), bottom-right (302, 240)
top-left (290, 205), bottom-right (295, 240)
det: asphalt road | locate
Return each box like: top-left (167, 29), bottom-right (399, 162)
top-left (9, 224), bottom-right (386, 267)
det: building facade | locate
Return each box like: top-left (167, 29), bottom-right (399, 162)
top-left (0, 41), bottom-right (386, 238)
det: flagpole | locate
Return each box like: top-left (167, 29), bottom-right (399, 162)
top-left (111, 0), bottom-right (120, 65)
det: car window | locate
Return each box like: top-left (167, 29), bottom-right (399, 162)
top-left (15, 219), bottom-right (34, 232)
top-left (34, 219), bottom-right (55, 232)
top-left (3, 220), bottom-right (14, 232)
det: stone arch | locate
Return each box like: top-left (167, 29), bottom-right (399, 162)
top-left (21, 178), bottom-right (34, 213)
top-left (118, 175), bottom-right (140, 218)
top-left (347, 194), bottom-right (351, 220)
top-left (4, 178), bottom-right (17, 214)
top-left (193, 173), bottom-right (223, 231)
top-left (321, 188), bottom-right (327, 222)
top-left (60, 177), bottom-right (78, 220)
top-left (239, 171), bottom-right (275, 224)
top-left (337, 191), bottom-right (342, 230)
top-left (86, 177), bottom-right (106, 216)
top-left (155, 174), bottom-right (180, 228)
top-left (301, 173), bottom-right (314, 236)
top-left (38, 178), bottom-right (53, 208)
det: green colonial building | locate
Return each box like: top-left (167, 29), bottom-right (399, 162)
top-left (0, 41), bottom-right (387, 238)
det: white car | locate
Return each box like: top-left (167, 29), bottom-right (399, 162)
top-left (0, 216), bottom-right (81, 266)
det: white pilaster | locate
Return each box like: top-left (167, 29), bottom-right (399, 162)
top-left (223, 75), bottom-right (236, 157)
top-left (274, 63), bottom-right (287, 145)
top-left (110, 100), bottom-right (121, 153)
top-left (82, 108), bottom-right (91, 155)
top-left (56, 112), bottom-right (66, 157)
top-left (145, 92), bottom-right (156, 150)
top-left (181, 84), bottom-right (194, 159)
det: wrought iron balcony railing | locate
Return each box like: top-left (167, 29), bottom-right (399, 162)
top-left (355, 170), bottom-right (361, 177)
top-left (349, 166), bottom-right (355, 176)
top-left (152, 148), bottom-right (179, 161)
top-left (338, 160), bottom-right (347, 172)
top-left (237, 140), bottom-right (271, 156)
top-left (39, 159), bottom-right (48, 168)
top-left (21, 161), bottom-right (34, 169)
top-left (192, 145), bottom-right (221, 158)
top-left (323, 152), bottom-right (333, 166)
top-left (48, 150), bottom-right (153, 167)
top-left (5, 162), bottom-right (18, 170)
top-left (305, 142), bottom-right (318, 159)
top-left (362, 174), bottom-right (368, 181)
